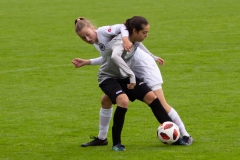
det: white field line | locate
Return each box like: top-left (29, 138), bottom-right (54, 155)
top-left (0, 64), bottom-right (72, 74)
top-left (0, 49), bottom-right (233, 74)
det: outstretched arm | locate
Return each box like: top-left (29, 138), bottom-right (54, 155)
top-left (72, 56), bottom-right (103, 68)
top-left (90, 56), bottom-right (104, 65)
top-left (72, 58), bottom-right (90, 68)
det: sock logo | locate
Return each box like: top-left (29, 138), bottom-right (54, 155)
top-left (139, 82), bottom-right (145, 85)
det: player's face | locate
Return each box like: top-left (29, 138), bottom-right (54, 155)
top-left (132, 24), bottom-right (150, 42)
top-left (76, 26), bottom-right (97, 44)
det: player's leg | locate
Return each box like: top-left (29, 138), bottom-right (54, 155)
top-left (130, 78), bottom-right (189, 146)
top-left (98, 94), bottom-right (113, 140)
top-left (132, 49), bottom-right (193, 144)
top-left (126, 77), bottom-right (171, 123)
top-left (112, 93), bottom-right (129, 151)
top-left (143, 82), bottom-right (193, 144)
top-left (143, 91), bottom-right (173, 123)
top-left (81, 94), bottom-right (112, 147)
top-left (153, 88), bottom-right (193, 144)
top-left (100, 78), bottom-right (129, 151)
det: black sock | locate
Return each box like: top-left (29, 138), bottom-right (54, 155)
top-left (149, 98), bottom-right (172, 123)
top-left (112, 106), bottom-right (127, 146)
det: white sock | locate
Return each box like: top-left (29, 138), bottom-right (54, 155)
top-left (98, 107), bottom-right (113, 140)
top-left (168, 107), bottom-right (190, 137)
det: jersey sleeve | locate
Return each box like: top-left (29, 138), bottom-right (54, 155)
top-left (120, 24), bottom-right (129, 37)
top-left (111, 40), bottom-right (136, 83)
top-left (90, 56), bottom-right (103, 65)
top-left (97, 24), bottom-right (129, 38)
top-left (138, 43), bottom-right (159, 61)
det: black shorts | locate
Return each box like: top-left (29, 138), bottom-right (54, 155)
top-left (99, 77), bottom-right (152, 104)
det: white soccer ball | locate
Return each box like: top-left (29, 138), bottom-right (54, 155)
top-left (157, 121), bottom-right (180, 144)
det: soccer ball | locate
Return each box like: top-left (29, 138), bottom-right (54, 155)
top-left (157, 121), bottom-right (180, 144)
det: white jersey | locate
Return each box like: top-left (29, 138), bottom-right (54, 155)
top-left (98, 34), bottom-right (139, 84)
top-left (93, 24), bottom-right (128, 57)
top-left (131, 48), bottom-right (163, 89)
top-left (91, 24), bottom-right (163, 89)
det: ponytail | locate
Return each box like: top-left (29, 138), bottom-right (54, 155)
top-left (74, 17), bottom-right (93, 32)
top-left (124, 16), bottom-right (148, 35)
top-left (74, 17), bottom-right (86, 25)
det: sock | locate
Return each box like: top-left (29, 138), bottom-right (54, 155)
top-left (98, 108), bottom-right (113, 140)
top-left (112, 106), bottom-right (127, 146)
top-left (168, 108), bottom-right (190, 137)
top-left (149, 98), bottom-right (172, 123)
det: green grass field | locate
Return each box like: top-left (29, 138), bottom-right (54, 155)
top-left (1, 0), bottom-right (240, 159)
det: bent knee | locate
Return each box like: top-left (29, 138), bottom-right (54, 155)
top-left (101, 95), bottom-right (112, 109)
top-left (143, 91), bottom-right (157, 105)
top-left (116, 94), bottom-right (129, 108)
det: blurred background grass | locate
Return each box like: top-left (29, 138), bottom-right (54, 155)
top-left (0, 0), bottom-right (239, 159)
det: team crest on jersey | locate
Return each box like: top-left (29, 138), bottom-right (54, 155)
top-left (99, 43), bottom-right (105, 51)
top-left (108, 28), bottom-right (111, 32)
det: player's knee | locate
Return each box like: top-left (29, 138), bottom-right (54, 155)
top-left (116, 94), bottom-right (129, 108)
top-left (101, 95), bottom-right (112, 109)
top-left (143, 91), bottom-right (157, 105)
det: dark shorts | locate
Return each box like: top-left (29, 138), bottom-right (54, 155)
top-left (99, 77), bottom-right (152, 104)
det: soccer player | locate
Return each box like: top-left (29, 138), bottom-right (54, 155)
top-left (72, 17), bottom-right (193, 149)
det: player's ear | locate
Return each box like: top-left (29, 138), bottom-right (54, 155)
top-left (133, 28), bottom-right (137, 34)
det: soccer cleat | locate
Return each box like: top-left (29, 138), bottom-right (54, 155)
top-left (112, 143), bottom-right (126, 151)
top-left (182, 136), bottom-right (194, 145)
top-left (172, 137), bottom-right (189, 146)
top-left (81, 136), bottom-right (108, 147)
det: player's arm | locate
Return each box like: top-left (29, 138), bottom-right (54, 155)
top-left (111, 43), bottom-right (136, 87)
top-left (99, 24), bottom-right (132, 51)
top-left (120, 24), bottom-right (132, 51)
top-left (72, 56), bottom-right (103, 68)
top-left (138, 43), bottom-right (164, 66)
top-left (90, 56), bottom-right (104, 65)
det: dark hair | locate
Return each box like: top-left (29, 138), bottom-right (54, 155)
top-left (74, 17), bottom-right (93, 32)
top-left (124, 16), bottom-right (149, 35)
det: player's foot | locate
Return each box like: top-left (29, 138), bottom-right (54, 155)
top-left (112, 143), bottom-right (126, 151)
top-left (81, 136), bottom-right (108, 147)
top-left (172, 137), bottom-right (189, 146)
top-left (182, 136), bottom-right (194, 145)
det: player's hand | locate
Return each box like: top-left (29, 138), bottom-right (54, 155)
top-left (72, 58), bottom-right (90, 68)
top-left (127, 83), bottom-right (136, 89)
top-left (122, 37), bottom-right (132, 52)
top-left (156, 57), bottom-right (164, 66)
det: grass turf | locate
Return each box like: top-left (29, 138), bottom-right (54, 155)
top-left (0, 0), bottom-right (240, 159)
